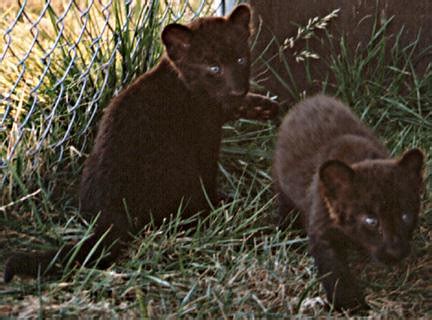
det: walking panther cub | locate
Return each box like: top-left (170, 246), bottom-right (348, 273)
top-left (273, 95), bottom-right (424, 310)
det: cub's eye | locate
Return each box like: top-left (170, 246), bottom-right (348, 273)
top-left (362, 214), bottom-right (379, 229)
top-left (401, 213), bottom-right (413, 224)
top-left (236, 57), bottom-right (246, 65)
top-left (208, 65), bottom-right (221, 74)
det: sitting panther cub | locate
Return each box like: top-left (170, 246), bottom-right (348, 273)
top-left (4, 4), bottom-right (278, 283)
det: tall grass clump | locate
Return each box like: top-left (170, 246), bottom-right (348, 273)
top-left (0, 3), bottom-right (431, 318)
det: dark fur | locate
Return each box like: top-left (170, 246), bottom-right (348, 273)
top-left (273, 95), bottom-right (424, 310)
top-left (4, 4), bottom-right (278, 283)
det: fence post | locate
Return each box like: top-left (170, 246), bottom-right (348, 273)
top-left (215, 0), bottom-right (237, 16)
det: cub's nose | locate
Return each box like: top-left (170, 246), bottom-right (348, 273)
top-left (385, 241), bottom-right (410, 262)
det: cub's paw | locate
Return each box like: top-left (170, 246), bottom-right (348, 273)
top-left (329, 285), bottom-right (369, 313)
top-left (4, 254), bottom-right (24, 283)
top-left (237, 97), bottom-right (279, 120)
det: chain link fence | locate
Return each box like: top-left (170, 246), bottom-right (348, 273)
top-left (0, 0), bottom-right (233, 177)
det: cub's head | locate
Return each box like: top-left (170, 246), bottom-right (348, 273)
top-left (161, 4), bottom-right (251, 103)
top-left (319, 148), bottom-right (425, 265)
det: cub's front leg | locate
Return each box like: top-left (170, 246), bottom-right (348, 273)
top-left (309, 230), bottom-right (367, 311)
top-left (223, 92), bottom-right (279, 121)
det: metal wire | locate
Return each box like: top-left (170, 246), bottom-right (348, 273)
top-left (0, 0), bottom-right (226, 170)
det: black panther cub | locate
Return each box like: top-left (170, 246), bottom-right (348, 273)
top-left (273, 95), bottom-right (424, 310)
top-left (4, 4), bottom-right (278, 282)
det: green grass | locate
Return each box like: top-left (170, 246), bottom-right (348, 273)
top-left (1, 3), bottom-right (431, 318)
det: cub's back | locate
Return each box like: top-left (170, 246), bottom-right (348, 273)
top-left (273, 95), bottom-right (386, 210)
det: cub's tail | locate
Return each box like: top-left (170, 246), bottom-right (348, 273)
top-left (4, 230), bottom-right (118, 283)
top-left (4, 243), bottom-right (79, 283)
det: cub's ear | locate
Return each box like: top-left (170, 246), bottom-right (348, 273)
top-left (162, 23), bottom-right (192, 61)
top-left (398, 148), bottom-right (424, 181)
top-left (228, 4), bottom-right (251, 33)
top-left (319, 160), bottom-right (355, 199)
